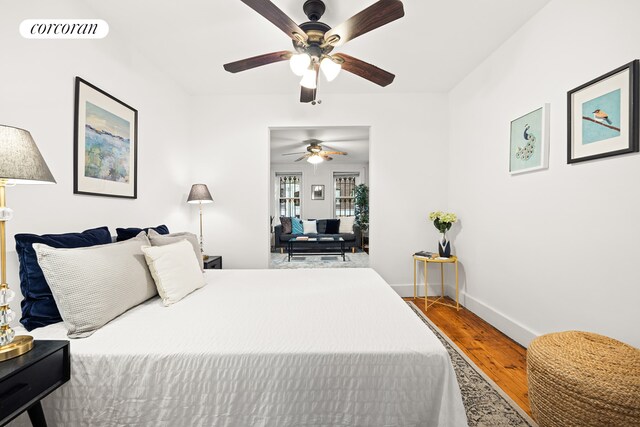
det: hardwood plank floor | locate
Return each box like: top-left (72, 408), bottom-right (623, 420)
top-left (405, 297), bottom-right (532, 417)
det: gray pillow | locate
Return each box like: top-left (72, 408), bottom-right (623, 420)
top-left (33, 233), bottom-right (156, 338)
top-left (147, 229), bottom-right (203, 271)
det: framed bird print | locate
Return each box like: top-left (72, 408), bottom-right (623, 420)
top-left (509, 104), bottom-right (550, 174)
top-left (567, 60), bottom-right (639, 163)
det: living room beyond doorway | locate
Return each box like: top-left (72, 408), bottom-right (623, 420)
top-left (269, 126), bottom-right (370, 269)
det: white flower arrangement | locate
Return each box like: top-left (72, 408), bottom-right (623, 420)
top-left (428, 211), bottom-right (458, 234)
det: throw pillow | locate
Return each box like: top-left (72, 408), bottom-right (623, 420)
top-left (15, 226), bottom-right (112, 331)
top-left (33, 233), bottom-right (157, 338)
top-left (147, 229), bottom-right (203, 271)
top-left (303, 220), bottom-right (317, 234)
top-left (141, 240), bottom-right (205, 306)
top-left (291, 217), bottom-right (304, 235)
top-left (325, 219), bottom-right (340, 234)
top-left (315, 219), bottom-right (328, 234)
top-left (280, 217), bottom-right (292, 234)
top-left (338, 216), bottom-right (356, 234)
top-left (116, 224), bottom-right (169, 242)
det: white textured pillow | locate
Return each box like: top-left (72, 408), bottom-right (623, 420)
top-left (302, 220), bottom-right (317, 234)
top-left (147, 229), bottom-right (203, 271)
top-left (34, 233), bottom-right (156, 338)
top-left (338, 216), bottom-right (356, 234)
top-left (141, 239), bottom-right (205, 306)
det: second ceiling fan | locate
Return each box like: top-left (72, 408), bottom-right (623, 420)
top-left (283, 139), bottom-right (347, 163)
top-left (223, 0), bottom-right (405, 104)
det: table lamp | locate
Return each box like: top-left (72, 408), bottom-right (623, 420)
top-left (187, 184), bottom-right (213, 260)
top-left (0, 125), bottom-right (56, 362)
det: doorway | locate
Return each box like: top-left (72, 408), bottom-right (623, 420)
top-left (269, 126), bottom-right (370, 269)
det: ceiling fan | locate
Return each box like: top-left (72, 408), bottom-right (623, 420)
top-left (282, 139), bottom-right (347, 163)
top-left (223, 0), bottom-right (405, 104)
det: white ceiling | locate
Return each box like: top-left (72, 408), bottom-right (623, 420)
top-left (270, 126), bottom-right (369, 164)
top-left (86, 0), bottom-right (551, 96)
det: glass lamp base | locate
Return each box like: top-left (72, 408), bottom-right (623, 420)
top-left (0, 335), bottom-right (34, 362)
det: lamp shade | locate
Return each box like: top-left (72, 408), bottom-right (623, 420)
top-left (307, 154), bottom-right (323, 164)
top-left (187, 184), bottom-right (213, 204)
top-left (0, 125), bottom-right (55, 184)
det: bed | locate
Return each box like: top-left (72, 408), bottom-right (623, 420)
top-left (10, 268), bottom-right (467, 426)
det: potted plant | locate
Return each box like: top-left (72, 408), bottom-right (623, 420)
top-left (354, 184), bottom-right (369, 250)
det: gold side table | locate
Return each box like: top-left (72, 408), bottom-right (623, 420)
top-left (413, 255), bottom-right (459, 311)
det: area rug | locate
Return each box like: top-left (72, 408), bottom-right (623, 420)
top-left (407, 302), bottom-right (538, 427)
top-left (269, 252), bottom-right (369, 269)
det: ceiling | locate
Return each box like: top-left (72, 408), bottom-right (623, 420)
top-left (270, 127), bottom-right (369, 164)
top-left (86, 0), bottom-right (551, 96)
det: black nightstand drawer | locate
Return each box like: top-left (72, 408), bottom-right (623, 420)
top-left (0, 341), bottom-right (70, 425)
top-left (204, 256), bottom-right (222, 269)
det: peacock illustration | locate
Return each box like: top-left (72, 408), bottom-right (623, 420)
top-left (515, 124), bottom-right (535, 161)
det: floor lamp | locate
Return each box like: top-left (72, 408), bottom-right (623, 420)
top-left (187, 184), bottom-right (213, 260)
top-left (0, 125), bottom-right (56, 362)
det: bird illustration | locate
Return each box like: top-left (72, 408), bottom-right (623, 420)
top-left (517, 124), bottom-right (536, 161)
top-left (593, 109), bottom-right (612, 125)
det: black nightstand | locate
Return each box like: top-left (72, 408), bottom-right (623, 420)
top-left (0, 340), bottom-right (70, 427)
top-left (203, 256), bottom-right (222, 269)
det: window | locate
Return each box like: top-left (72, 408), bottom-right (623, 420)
top-left (334, 173), bottom-right (358, 217)
top-left (277, 173), bottom-right (301, 217)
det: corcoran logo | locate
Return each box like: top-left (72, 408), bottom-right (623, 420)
top-left (20, 19), bottom-right (109, 39)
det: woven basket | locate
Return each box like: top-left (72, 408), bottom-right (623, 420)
top-left (527, 331), bottom-right (640, 427)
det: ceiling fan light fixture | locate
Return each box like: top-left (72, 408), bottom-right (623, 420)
top-left (320, 57), bottom-right (341, 82)
top-left (290, 53), bottom-right (311, 76)
top-left (307, 154), bottom-right (323, 164)
top-left (300, 68), bottom-right (317, 89)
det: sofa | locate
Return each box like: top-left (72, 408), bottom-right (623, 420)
top-left (274, 218), bottom-right (361, 253)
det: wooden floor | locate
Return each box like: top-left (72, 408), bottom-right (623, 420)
top-left (405, 297), bottom-right (532, 417)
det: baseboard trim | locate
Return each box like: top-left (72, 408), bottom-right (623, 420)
top-left (390, 283), bottom-right (442, 298)
top-left (390, 283), bottom-right (538, 347)
top-left (461, 293), bottom-right (538, 347)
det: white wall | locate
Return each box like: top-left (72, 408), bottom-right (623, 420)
top-left (190, 92), bottom-right (450, 287)
top-left (270, 161), bottom-right (368, 221)
top-left (1, 0), bottom-right (193, 315)
top-left (448, 0), bottom-right (640, 347)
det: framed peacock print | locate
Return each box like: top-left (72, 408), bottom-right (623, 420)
top-left (74, 77), bottom-right (138, 198)
top-left (567, 60), bottom-right (639, 164)
top-left (509, 104), bottom-right (550, 174)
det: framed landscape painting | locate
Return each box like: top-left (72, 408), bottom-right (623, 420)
top-left (567, 60), bottom-right (639, 163)
top-left (509, 104), bottom-right (550, 174)
top-left (74, 77), bottom-right (138, 198)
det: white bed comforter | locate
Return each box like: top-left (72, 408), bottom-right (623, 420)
top-left (10, 268), bottom-right (466, 427)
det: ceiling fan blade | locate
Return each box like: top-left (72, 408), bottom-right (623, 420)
top-left (324, 0), bottom-right (404, 48)
top-left (321, 155), bottom-right (334, 161)
top-left (295, 154), bottom-right (310, 162)
top-left (282, 151), bottom-right (307, 156)
top-left (240, 0), bottom-right (308, 42)
top-left (320, 151), bottom-right (347, 155)
top-left (333, 53), bottom-right (395, 87)
top-left (224, 50), bottom-right (292, 73)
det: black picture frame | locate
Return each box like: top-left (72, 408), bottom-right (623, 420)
top-left (74, 77), bottom-right (138, 198)
top-left (311, 185), bottom-right (324, 200)
top-left (567, 60), bottom-right (639, 164)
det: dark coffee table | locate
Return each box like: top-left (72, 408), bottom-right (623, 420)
top-left (287, 237), bottom-right (345, 261)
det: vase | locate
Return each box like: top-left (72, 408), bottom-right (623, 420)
top-left (438, 233), bottom-right (451, 258)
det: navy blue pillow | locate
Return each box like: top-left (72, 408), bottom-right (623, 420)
top-left (325, 219), bottom-right (340, 234)
top-left (16, 226), bottom-right (112, 331)
top-left (115, 224), bottom-right (169, 242)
